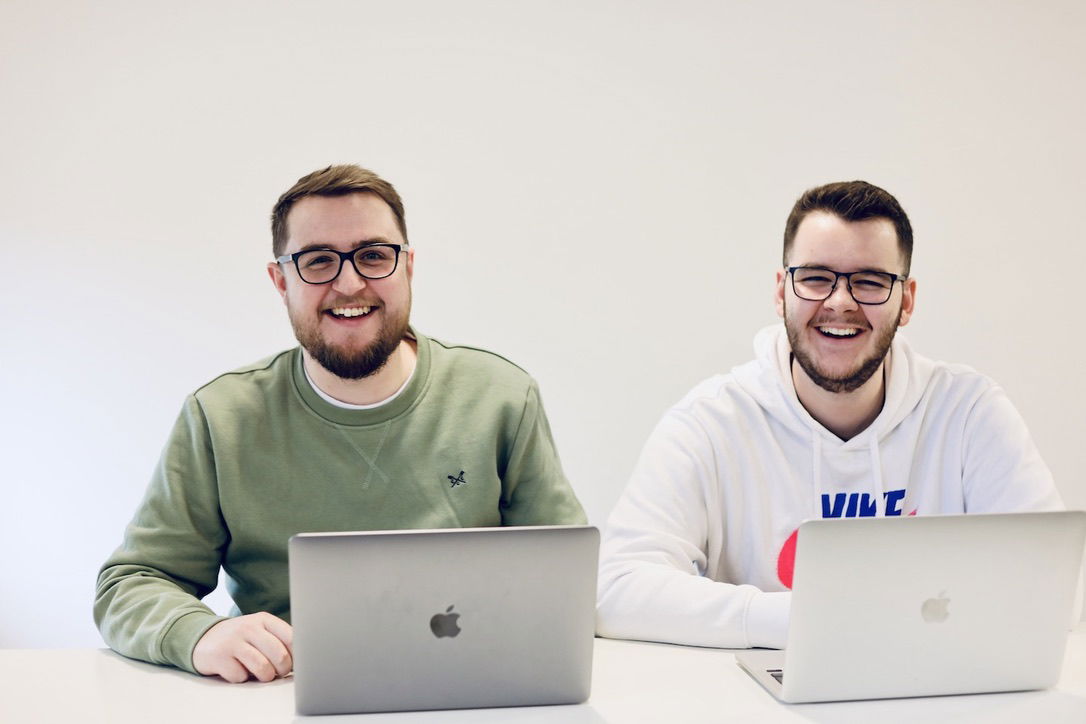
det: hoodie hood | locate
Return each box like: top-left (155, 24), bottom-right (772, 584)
top-left (733, 323), bottom-right (935, 516)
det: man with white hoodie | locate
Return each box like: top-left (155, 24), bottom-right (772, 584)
top-left (596, 180), bottom-right (1062, 650)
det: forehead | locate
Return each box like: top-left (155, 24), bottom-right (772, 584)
top-left (788, 211), bottom-right (903, 272)
top-left (284, 192), bottom-right (403, 252)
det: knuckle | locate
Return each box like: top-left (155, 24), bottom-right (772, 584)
top-left (254, 660), bottom-right (276, 682)
top-left (223, 665), bottom-right (248, 684)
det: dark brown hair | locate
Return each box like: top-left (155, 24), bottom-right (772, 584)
top-left (271, 164), bottom-right (407, 256)
top-left (783, 181), bottom-right (913, 275)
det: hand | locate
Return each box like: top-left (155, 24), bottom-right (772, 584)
top-left (192, 612), bottom-right (293, 683)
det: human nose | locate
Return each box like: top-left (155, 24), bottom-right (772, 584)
top-left (822, 275), bottom-right (858, 310)
top-left (330, 258), bottom-right (368, 294)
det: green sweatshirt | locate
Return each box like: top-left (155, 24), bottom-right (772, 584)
top-left (94, 330), bottom-right (586, 673)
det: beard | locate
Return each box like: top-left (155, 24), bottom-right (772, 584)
top-left (785, 301), bottom-right (901, 394)
top-left (289, 295), bottom-right (411, 380)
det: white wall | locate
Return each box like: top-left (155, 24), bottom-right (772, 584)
top-left (2, 0), bottom-right (1083, 648)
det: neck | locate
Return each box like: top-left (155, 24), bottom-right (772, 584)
top-left (791, 359), bottom-right (886, 441)
top-left (302, 338), bottom-right (418, 406)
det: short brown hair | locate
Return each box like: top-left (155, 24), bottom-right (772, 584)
top-left (271, 164), bottom-right (407, 256)
top-left (782, 181), bottom-right (913, 276)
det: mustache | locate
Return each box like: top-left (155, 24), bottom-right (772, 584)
top-left (810, 316), bottom-right (869, 329)
top-left (320, 296), bottom-right (380, 310)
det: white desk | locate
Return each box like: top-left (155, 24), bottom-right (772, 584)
top-left (3, 628), bottom-right (1085, 723)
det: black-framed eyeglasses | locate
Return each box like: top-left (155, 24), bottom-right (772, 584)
top-left (276, 243), bottom-right (408, 285)
top-left (786, 266), bottom-right (907, 305)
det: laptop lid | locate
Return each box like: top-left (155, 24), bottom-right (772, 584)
top-left (737, 511), bottom-right (1086, 703)
top-left (289, 525), bottom-right (599, 715)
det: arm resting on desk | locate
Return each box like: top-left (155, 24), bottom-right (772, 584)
top-left (596, 410), bottom-right (790, 649)
top-left (94, 396), bottom-right (227, 673)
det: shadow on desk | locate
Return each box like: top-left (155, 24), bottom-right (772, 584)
top-left (101, 648), bottom-right (294, 687)
top-left (100, 650), bottom-right (608, 724)
top-left (790, 690), bottom-right (1086, 724)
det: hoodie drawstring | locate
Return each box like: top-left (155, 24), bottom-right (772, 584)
top-left (811, 433), bottom-right (823, 519)
top-left (869, 437), bottom-right (885, 516)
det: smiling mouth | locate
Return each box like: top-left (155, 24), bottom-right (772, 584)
top-left (326, 305), bottom-right (375, 319)
top-left (817, 326), bottom-right (861, 338)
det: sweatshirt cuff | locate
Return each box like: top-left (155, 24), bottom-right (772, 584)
top-left (745, 591), bottom-right (791, 649)
top-left (159, 610), bottom-right (227, 674)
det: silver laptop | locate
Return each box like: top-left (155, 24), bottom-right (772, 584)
top-left (289, 525), bottom-right (599, 715)
top-left (736, 511), bottom-right (1086, 703)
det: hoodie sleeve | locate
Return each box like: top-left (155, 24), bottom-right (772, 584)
top-left (961, 384), bottom-right (1063, 513)
top-left (597, 408), bottom-right (790, 649)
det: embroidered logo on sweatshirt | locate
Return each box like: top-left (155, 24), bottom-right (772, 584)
top-left (447, 471), bottom-right (467, 488)
top-left (776, 488), bottom-right (917, 589)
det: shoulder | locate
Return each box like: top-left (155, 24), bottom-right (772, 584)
top-left (424, 334), bottom-right (531, 375)
top-left (421, 334), bottom-right (536, 394)
top-left (890, 332), bottom-right (999, 397)
top-left (653, 366), bottom-right (769, 447)
top-left (191, 349), bottom-right (298, 410)
top-left (672, 358), bottom-right (767, 417)
top-left (918, 355), bottom-right (1004, 406)
top-left (885, 335), bottom-right (1008, 422)
top-left (672, 374), bottom-right (736, 412)
top-left (896, 350), bottom-right (1033, 441)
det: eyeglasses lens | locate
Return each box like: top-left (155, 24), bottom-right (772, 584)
top-left (792, 268), bottom-right (894, 304)
top-left (296, 246), bottom-right (398, 283)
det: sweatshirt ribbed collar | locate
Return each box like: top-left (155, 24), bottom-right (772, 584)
top-left (290, 327), bottom-right (432, 426)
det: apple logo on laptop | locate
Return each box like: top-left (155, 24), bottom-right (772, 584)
top-left (921, 591), bottom-right (950, 623)
top-left (430, 605), bottom-right (462, 638)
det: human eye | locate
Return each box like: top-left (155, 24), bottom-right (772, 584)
top-left (795, 268), bottom-right (834, 285)
top-left (852, 273), bottom-right (891, 289)
top-left (301, 251), bottom-right (337, 269)
top-left (355, 246), bottom-right (394, 265)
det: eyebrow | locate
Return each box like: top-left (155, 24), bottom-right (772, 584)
top-left (293, 238), bottom-right (400, 254)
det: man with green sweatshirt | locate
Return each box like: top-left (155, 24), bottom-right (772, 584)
top-left (94, 164), bottom-right (586, 683)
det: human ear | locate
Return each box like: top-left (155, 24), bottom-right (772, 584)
top-left (267, 261), bottom-right (288, 302)
top-left (897, 277), bottom-right (917, 327)
top-left (774, 269), bottom-right (787, 318)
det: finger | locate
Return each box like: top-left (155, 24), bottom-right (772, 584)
top-left (248, 626), bottom-right (293, 678)
top-left (216, 656), bottom-right (252, 684)
top-left (234, 641), bottom-right (278, 683)
top-left (260, 614), bottom-right (294, 653)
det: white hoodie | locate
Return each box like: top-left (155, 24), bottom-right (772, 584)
top-left (596, 324), bottom-right (1063, 649)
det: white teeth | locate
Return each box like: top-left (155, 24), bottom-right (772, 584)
top-left (820, 327), bottom-right (858, 337)
top-left (330, 306), bottom-right (372, 318)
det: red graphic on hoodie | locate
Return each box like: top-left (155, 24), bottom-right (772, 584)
top-left (777, 528), bottom-right (799, 589)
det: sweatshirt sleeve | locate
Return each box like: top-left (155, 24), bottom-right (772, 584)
top-left (961, 385), bottom-right (1063, 513)
top-left (597, 409), bottom-right (790, 649)
top-left (94, 396), bottom-right (227, 673)
top-left (498, 380), bottom-right (587, 526)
